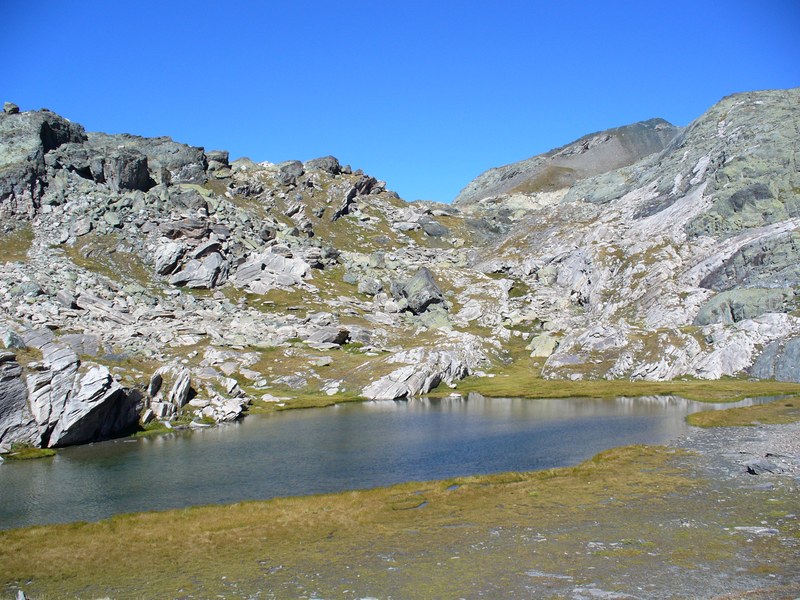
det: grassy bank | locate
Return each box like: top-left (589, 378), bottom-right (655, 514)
top-left (2, 442), bottom-right (799, 599)
top-left (435, 366), bottom-right (800, 403)
top-left (0, 444), bottom-right (55, 461)
top-left (687, 397), bottom-right (800, 427)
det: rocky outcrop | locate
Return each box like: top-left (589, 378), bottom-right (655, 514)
top-left (694, 288), bottom-right (795, 325)
top-left (362, 334), bottom-right (485, 400)
top-left (47, 366), bottom-right (137, 447)
top-left (750, 337), bottom-right (800, 382)
top-left (170, 252), bottom-right (229, 289)
top-left (0, 109), bottom-right (86, 218)
top-left (0, 352), bottom-right (37, 446)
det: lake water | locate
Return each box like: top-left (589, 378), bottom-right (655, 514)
top-left (0, 393), bottom-right (761, 529)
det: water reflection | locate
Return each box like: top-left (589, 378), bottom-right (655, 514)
top-left (0, 394), bottom-right (763, 529)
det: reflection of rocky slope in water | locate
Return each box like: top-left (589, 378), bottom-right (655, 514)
top-left (1, 90), bottom-right (800, 449)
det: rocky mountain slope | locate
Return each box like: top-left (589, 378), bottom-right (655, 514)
top-left (1, 88), bottom-right (798, 449)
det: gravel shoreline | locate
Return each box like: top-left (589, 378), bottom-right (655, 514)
top-left (671, 421), bottom-right (800, 482)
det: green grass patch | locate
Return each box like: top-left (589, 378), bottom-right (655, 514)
top-left (0, 224), bottom-right (34, 262)
top-left (2, 443), bottom-right (56, 461)
top-left (687, 398), bottom-right (800, 427)
top-left (62, 232), bottom-right (155, 290)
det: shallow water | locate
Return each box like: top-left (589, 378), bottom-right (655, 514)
top-left (0, 393), bottom-right (762, 529)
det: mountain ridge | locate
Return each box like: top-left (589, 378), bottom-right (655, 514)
top-left (1, 88), bottom-right (799, 450)
top-left (453, 117), bottom-right (682, 206)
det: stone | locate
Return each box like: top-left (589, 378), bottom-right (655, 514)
top-left (0, 108), bottom-right (86, 218)
top-left (400, 267), bottom-right (445, 315)
top-left (744, 458), bottom-right (783, 475)
top-left (421, 219), bottom-right (450, 238)
top-left (276, 160), bottom-right (304, 186)
top-left (75, 293), bottom-right (134, 325)
top-left (0, 357), bottom-right (37, 446)
top-left (47, 366), bottom-right (138, 447)
top-left (56, 289), bottom-right (77, 309)
top-left (232, 252), bottom-right (310, 290)
top-left (153, 240), bottom-right (186, 275)
top-left (102, 149), bottom-right (153, 192)
top-left (23, 335), bottom-right (81, 444)
top-left (3, 102), bottom-right (20, 114)
top-left (305, 155), bottom-right (341, 175)
top-left (170, 252), bottom-right (229, 289)
top-left (362, 346), bottom-right (476, 400)
top-left (0, 329), bottom-right (26, 350)
top-left (160, 217), bottom-right (209, 239)
top-left (305, 327), bottom-right (350, 346)
top-left (168, 369), bottom-right (193, 407)
top-left (86, 131), bottom-right (207, 185)
top-left (148, 372), bottom-right (163, 397)
top-left (140, 408), bottom-right (155, 425)
top-left (527, 334), bottom-right (559, 358)
top-left (103, 211), bottom-right (122, 227)
top-left (150, 401), bottom-right (175, 419)
top-left (70, 217), bottom-right (93, 237)
top-left (751, 336), bottom-right (800, 382)
top-left (694, 288), bottom-right (794, 326)
top-left (358, 277), bottom-right (383, 296)
top-left (206, 150), bottom-right (229, 174)
top-left (60, 334), bottom-right (100, 356)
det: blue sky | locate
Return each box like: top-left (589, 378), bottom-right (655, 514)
top-left (3, 1), bottom-right (799, 203)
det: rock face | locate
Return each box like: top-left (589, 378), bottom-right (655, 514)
top-left (47, 366), bottom-right (137, 447)
top-left (750, 337), bottom-right (800, 382)
top-left (0, 109), bottom-right (86, 218)
top-left (2, 88), bottom-right (800, 448)
top-left (0, 352), bottom-right (37, 446)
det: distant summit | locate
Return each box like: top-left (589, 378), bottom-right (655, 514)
top-left (453, 118), bottom-right (681, 206)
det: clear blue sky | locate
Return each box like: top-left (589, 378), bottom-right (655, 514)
top-left (3, 1), bottom-right (799, 203)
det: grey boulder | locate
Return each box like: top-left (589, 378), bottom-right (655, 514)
top-left (0, 353), bottom-right (37, 446)
top-left (48, 366), bottom-right (138, 447)
top-left (694, 288), bottom-right (794, 326)
top-left (170, 252), bottom-right (229, 288)
top-left (400, 267), bottom-right (445, 315)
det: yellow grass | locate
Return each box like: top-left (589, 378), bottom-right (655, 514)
top-left (687, 398), bottom-right (800, 427)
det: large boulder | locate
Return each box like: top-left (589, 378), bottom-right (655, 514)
top-left (400, 267), bottom-right (445, 315)
top-left (304, 155), bottom-right (341, 175)
top-left (694, 288), bottom-right (795, 326)
top-left (48, 366), bottom-right (138, 447)
top-left (22, 329), bottom-right (81, 444)
top-left (170, 252), bottom-right (229, 289)
top-left (102, 148), bottom-right (153, 191)
top-left (153, 240), bottom-right (186, 275)
top-left (361, 348), bottom-right (472, 400)
top-left (0, 353), bottom-right (37, 446)
top-left (86, 132), bottom-right (207, 185)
